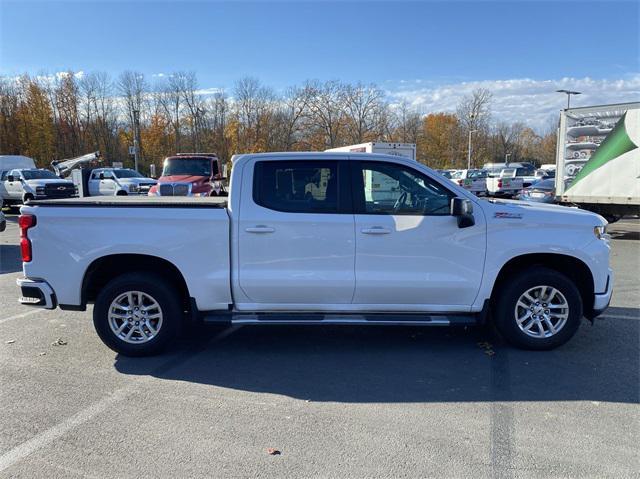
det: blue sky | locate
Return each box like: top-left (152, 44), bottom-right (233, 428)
top-left (1, 0), bottom-right (639, 128)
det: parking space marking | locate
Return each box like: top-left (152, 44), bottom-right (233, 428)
top-left (0, 325), bottom-right (242, 473)
top-left (0, 309), bottom-right (40, 325)
top-left (0, 386), bottom-right (133, 473)
top-left (600, 314), bottom-right (640, 321)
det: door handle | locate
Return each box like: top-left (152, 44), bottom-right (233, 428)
top-left (361, 227), bottom-right (391, 235)
top-left (245, 226), bottom-right (275, 234)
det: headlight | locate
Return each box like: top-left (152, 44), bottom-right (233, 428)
top-left (594, 225), bottom-right (607, 240)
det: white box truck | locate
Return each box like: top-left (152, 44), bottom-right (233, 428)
top-left (556, 102), bottom-right (640, 222)
top-left (326, 142), bottom-right (416, 204)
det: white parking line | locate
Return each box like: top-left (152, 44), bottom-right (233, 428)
top-left (0, 387), bottom-right (133, 473)
top-left (0, 325), bottom-right (242, 473)
top-left (600, 313), bottom-right (640, 321)
top-left (0, 309), bottom-right (40, 325)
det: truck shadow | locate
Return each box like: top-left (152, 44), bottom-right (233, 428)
top-left (114, 306), bottom-right (639, 404)
top-left (0, 245), bottom-right (22, 273)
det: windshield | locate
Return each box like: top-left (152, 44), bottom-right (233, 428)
top-left (114, 169), bottom-right (144, 179)
top-left (533, 179), bottom-right (555, 189)
top-left (515, 167), bottom-right (535, 176)
top-left (162, 158), bottom-right (214, 177)
top-left (22, 169), bottom-right (59, 180)
top-left (468, 170), bottom-right (487, 179)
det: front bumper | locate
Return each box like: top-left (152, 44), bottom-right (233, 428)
top-left (16, 278), bottom-right (57, 309)
top-left (590, 269), bottom-right (613, 318)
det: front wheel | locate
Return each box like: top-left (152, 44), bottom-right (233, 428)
top-left (93, 273), bottom-right (182, 356)
top-left (493, 267), bottom-right (583, 350)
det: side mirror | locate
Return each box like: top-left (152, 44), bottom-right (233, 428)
top-left (451, 197), bottom-right (475, 228)
top-left (7, 175), bottom-right (14, 182)
top-left (99, 173), bottom-right (105, 180)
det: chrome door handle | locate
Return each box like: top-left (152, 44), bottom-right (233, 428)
top-left (361, 227), bottom-right (391, 235)
top-left (245, 226), bottom-right (275, 233)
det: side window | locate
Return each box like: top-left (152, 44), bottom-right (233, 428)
top-left (358, 162), bottom-right (454, 216)
top-left (91, 171), bottom-right (100, 180)
top-left (0, 171), bottom-right (7, 181)
top-left (102, 170), bottom-right (114, 179)
top-left (254, 161), bottom-right (339, 213)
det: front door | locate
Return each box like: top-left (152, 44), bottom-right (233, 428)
top-left (351, 160), bottom-right (486, 310)
top-left (6, 170), bottom-right (23, 200)
top-left (237, 159), bottom-right (355, 307)
top-left (99, 171), bottom-right (117, 195)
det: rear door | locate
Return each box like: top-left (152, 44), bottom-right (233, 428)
top-left (351, 160), bottom-right (486, 310)
top-left (237, 159), bottom-right (355, 307)
top-left (88, 170), bottom-right (101, 196)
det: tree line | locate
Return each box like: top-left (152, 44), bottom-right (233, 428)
top-left (0, 71), bottom-right (557, 174)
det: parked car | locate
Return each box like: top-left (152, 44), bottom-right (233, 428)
top-left (516, 179), bottom-right (557, 203)
top-left (148, 153), bottom-right (226, 197)
top-left (0, 168), bottom-right (76, 206)
top-left (88, 168), bottom-right (157, 196)
top-left (16, 152), bottom-right (611, 356)
top-left (535, 168), bottom-right (555, 180)
top-left (449, 169), bottom-right (488, 195)
top-left (437, 169), bottom-right (452, 179)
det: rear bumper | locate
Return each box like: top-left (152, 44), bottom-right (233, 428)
top-left (590, 269), bottom-right (613, 318)
top-left (16, 277), bottom-right (57, 309)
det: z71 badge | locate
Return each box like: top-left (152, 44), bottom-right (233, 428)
top-left (494, 212), bottom-right (523, 219)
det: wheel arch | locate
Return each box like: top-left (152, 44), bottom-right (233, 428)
top-left (490, 253), bottom-right (595, 316)
top-left (82, 254), bottom-right (191, 311)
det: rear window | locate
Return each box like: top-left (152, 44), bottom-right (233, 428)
top-left (253, 161), bottom-right (339, 213)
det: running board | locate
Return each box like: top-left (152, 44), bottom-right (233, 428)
top-left (202, 312), bottom-right (478, 326)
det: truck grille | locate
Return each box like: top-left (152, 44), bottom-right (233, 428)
top-left (158, 183), bottom-right (190, 196)
top-left (43, 183), bottom-right (76, 198)
top-left (137, 183), bottom-right (156, 194)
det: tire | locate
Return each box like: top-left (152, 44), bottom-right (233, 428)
top-left (23, 193), bottom-right (34, 204)
top-left (93, 273), bottom-right (182, 356)
top-left (493, 267), bottom-right (583, 350)
top-left (116, 190), bottom-right (128, 196)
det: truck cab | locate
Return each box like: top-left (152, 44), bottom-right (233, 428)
top-left (1, 168), bottom-right (76, 205)
top-left (148, 153), bottom-right (225, 197)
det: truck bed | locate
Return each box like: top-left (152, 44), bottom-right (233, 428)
top-left (28, 196), bottom-right (228, 208)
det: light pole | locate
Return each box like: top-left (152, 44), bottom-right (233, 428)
top-left (132, 108), bottom-right (141, 172)
top-left (556, 89), bottom-right (581, 109)
top-left (467, 129), bottom-right (478, 169)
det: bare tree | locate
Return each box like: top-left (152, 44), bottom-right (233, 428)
top-left (305, 80), bottom-right (345, 149)
top-left (342, 82), bottom-right (385, 144)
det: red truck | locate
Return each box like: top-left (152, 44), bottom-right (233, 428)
top-left (148, 153), bottom-right (226, 197)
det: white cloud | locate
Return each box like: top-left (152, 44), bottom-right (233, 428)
top-left (387, 75), bottom-right (640, 132)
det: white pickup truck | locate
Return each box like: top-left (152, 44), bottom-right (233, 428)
top-left (486, 168), bottom-right (525, 197)
top-left (16, 152), bottom-right (613, 356)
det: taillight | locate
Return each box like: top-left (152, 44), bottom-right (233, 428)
top-left (19, 214), bottom-right (36, 262)
top-left (498, 179), bottom-right (503, 188)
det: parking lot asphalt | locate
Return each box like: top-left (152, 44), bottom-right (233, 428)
top-left (0, 211), bottom-right (638, 478)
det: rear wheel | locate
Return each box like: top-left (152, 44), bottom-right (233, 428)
top-left (493, 267), bottom-right (583, 350)
top-left (93, 273), bottom-right (182, 356)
